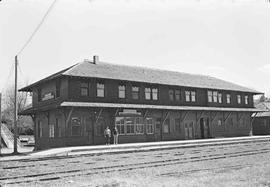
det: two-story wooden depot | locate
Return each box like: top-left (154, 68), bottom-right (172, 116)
top-left (20, 56), bottom-right (262, 150)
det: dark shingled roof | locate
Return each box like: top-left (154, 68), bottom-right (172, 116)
top-left (20, 61), bottom-right (261, 93)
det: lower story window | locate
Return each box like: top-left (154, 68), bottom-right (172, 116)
top-left (136, 117), bottom-right (144, 134)
top-left (71, 117), bottom-right (81, 136)
top-left (116, 117), bottom-right (125, 135)
top-left (163, 119), bottom-right (170, 133)
top-left (146, 118), bottom-right (154, 134)
top-left (37, 120), bottom-right (42, 138)
top-left (126, 117), bottom-right (135, 134)
top-left (115, 116), bottom-right (145, 135)
top-left (49, 123), bottom-right (55, 138)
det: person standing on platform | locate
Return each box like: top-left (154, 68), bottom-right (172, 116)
top-left (112, 127), bottom-right (119, 145)
top-left (104, 126), bottom-right (111, 145)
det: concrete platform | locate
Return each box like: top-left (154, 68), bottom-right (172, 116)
top-left (1, 135), bottom-right (270, 161)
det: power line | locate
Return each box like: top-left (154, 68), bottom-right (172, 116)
top-left (17, 0), bottom-right (58, 56)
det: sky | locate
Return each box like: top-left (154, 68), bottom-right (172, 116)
top-left (0, 0), bottom-right (270, 102)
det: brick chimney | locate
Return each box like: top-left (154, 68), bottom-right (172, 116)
top-left (93, 55), bottom-right (99, 64)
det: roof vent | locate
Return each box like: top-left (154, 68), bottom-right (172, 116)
top-left (93, 55), bottom-right (99, 64)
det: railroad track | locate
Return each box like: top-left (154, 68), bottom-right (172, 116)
top-left (1, 141), bottom-right (270, 186)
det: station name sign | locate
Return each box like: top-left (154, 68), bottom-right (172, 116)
top-left (42, 92), bottom-right (55, 101)
top-left (119, 109), bottom-right (142, 116)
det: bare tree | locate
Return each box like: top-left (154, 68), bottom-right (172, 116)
top-left (2, 86), bottom-right (33, 135)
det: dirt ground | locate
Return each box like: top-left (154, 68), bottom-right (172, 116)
top-left (1, 141), bottom-right (270, 186)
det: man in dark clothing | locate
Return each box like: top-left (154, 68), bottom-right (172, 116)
top-left (104, 126), bottom-right (111, 145)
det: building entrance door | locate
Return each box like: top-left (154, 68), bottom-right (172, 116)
top-left (185, 122), bottom-right (194, 139)
top-left (85, 116), bottom-right (93, 145)
top-left (200, 118), bottom-right (210, 139)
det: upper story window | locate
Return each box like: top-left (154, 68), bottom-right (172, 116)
top-left (245, 95), bottom-right (249, 105)
top-left (37, 88), bottom-right (42, 102)
top-left (132, 86), bottom-right (139, 100)
top-left (185, 91), bottom-right (190, 102)
top-left (208, 90), bottom-right (222, 103)
top-left (80, 82), bottom-right (89, 96)
top-left (185, 91), bottom-right (196, 102)
top-left (208, 91), bottom-right (213, 102)
top-left (226, 94), bottom-right (231, 104)
top-left (118, 85), bottom-right (126, 99)
top-left (56, 80), bottom-right (60, 98)
top-left (152, 88), bottom-right (158, 100)
top-left (145, 88), bottom-right (151, 100)
top-left (213, 91), bottom-right (218, 103)
top-left (191, 91), bottom-right (196, 102)
top-left (175, 90), bottom-right (181, 101)
top-left (237, 95), bottom-right (241, 104)
top-left (97, 82), bottom-right (105, 97)
top-left (218, 93), bottom-right (222, 103)
top-left (169, 89), bottom-right (174, 101)
top-left (145, 87), bottom-right (158, 100)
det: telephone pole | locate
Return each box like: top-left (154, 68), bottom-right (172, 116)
top-left (0, 92), bottom-right (2, 156)
top-left (13, 56), bottom-right (18, 154)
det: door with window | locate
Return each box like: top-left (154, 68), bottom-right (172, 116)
top-left (184, 122), bottom-right (194, 139)
top-left (85, 116), bottom-right (93, 144)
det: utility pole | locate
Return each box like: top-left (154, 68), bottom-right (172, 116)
top-left (0, 92), bottom-right (2, 156)
top-left (13, 56), bottom-right (18, 154)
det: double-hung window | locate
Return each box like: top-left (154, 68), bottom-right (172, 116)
top-left (237, 95), bottom-right (241, 104)
top-left (80, 82), bottom-right (89, 96)
top-left (118, 85), bottom-right (126, 98)
top-left (97, 82), bottom-right (105, 97)
top-left (175, 90), bottom-right (181, 101)
top-left (191, 91), bottom-right (196, 102)
top-left (208, 91), bottom-right (213, 102)
top-left (169, 89), bottom-right (174, 101)
top-left (185, 91), bottom-right (191, 102)
top-left (49, 123), bottom-right (55, 138)
top-left (245, 96), bottom-right (248, 105)
top-left (226, 94), bottom-right (231, 104)
top-left (132, 86), bottom-right (139, 100)
top-left (218, 93), bottom-right (222, 103)
top-left (213, 91), bottom-right (218, 103)
top-left (145, 88), bottom-right (151, 100)
top-left (146, 118), bottom-right (154, 134)
top-left (152, 88), bottom-right (158, 100)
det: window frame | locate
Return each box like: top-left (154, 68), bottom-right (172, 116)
top-left (237, 95), bottom-right (241, 104)
top-left (118, 84), bottom-right (126, 99)
top-left (96, 82), bottom-right (105, 98)
top-left (191, 91), bottom-right (196, 102)
top-left (185, 91), bottom-right (191, 102)
top-left (175, 89), bottom-right (181, 101)
top-left (218, 93), bottom-right (222, 103)
top-left (244, 95), bottom-right (249, 105)
top-left (152, 88), bottom-right (158, 100)
top-left (145, 87), bottom-right (151, 100)
top-left (163, 118), bottom-right (170, 133)
top-left (213, 91), bottom-right (218, 103)
top-left (49, 123), bottom-right (55, 138)
top-left (132, 86), bottom-right (139, 100)
top-left (146, 118), bottom-right (154, 134)
top-left (169, 89), bottom-right (174, 101)
top-left (80, 81), bottom-right (89, 96)
top-left (226, 94), bottom-right (231, 104)
top-left (208, 91), bottom-right (213, 103)
top-left (71, 117), bottom-right (82, 136)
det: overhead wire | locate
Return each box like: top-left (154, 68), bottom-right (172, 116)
top-left (16, 0), bottom-right (58, 56)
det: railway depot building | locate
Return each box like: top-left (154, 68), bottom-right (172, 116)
top-left (20, 56), bottom-right (262, 150)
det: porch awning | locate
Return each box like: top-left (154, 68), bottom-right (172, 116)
top-left (60, 102), bottom-right (265, 112)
